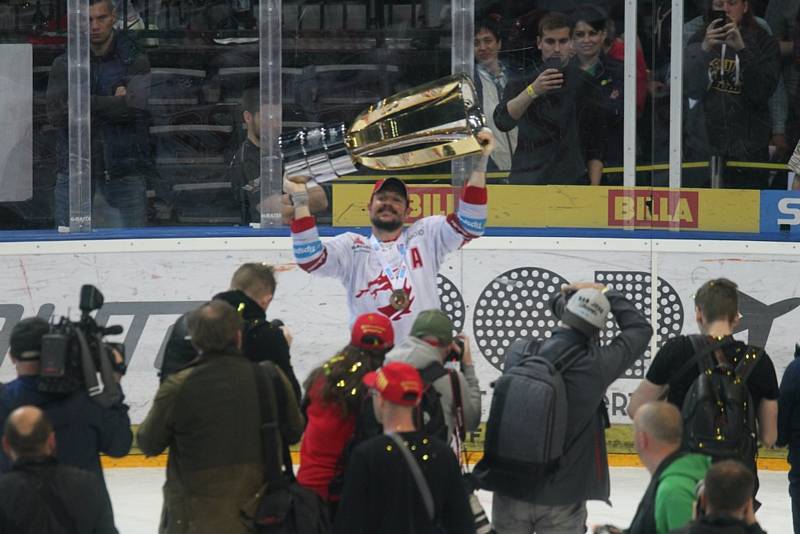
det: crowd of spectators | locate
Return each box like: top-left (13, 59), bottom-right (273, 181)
top-left (3, 0), bottom-right (800, 230)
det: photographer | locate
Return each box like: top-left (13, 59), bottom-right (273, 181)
top-left (475, 283), bottom-right (651, 533)
top-left (0, 318), bottom-right (132, 495)
top-left (494, 11), bottom-right (607, 185)
top-left (160, 263), bottom-right (301, 400)
top-left (385, 309), bottom-right (481, 446)
top-left (684, 0), bottom-right (780, 189)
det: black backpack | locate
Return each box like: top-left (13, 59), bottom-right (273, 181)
top-left (680, 335), bottom-right (762, 463)
top-left (415, 362), bottom-right (451, 442)
top-left (157, 314), bottom-right (275, 381)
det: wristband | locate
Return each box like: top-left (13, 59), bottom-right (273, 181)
top-left (526, 84), bottom-right (536, 98)
top-left (290, 190), bottom-right (309, 208)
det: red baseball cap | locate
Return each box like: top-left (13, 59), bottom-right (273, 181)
top-left (371, 177), bottom-right (408, 202)
top-left (362, 361), bottom-right (423, 406)
top-left (351, 313), bottom-right (395, 351)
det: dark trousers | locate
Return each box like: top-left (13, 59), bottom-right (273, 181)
top-left (789, 447), bottom-right (800, 533)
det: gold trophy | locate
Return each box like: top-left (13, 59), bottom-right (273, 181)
top-left (280, 74), bottom-right (486, 181)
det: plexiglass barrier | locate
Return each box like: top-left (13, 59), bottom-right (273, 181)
top-left (0, 0), bottom-right (798, 239)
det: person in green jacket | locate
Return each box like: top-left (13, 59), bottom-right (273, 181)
top-left (596, 401), bottom-right (711, 534)
top-left (137, 300), bottom-right (304, 534)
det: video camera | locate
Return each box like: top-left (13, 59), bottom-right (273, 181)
top-left (39, 285), bottom-right (126, 408)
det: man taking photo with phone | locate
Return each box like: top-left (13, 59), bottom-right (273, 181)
top-left (494, 11), bottom-right (607, 186)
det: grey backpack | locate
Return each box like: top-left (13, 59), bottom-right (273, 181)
top-left (474, 337), bottom-right (585, 499)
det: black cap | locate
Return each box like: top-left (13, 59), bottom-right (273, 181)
top-left (9, 318), bottom-right (50, 360)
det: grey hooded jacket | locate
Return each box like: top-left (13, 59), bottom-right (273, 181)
top-left (512, 288), bottom-right (652, 505)
top-left (386, 336), bottom-right (481, 442)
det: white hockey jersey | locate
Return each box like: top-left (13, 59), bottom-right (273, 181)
top-left (291, 186), bottom-right (487, 342)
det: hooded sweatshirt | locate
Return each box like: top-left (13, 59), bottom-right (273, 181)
top-left (385, 336), bottom-right (481, 442)
top-left (684, 21), bottom-right (780, 158)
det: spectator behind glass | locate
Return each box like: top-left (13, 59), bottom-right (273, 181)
top-left (571, 5), bottom-right (625, 184)
top-left (684, 0), bottom-right (780, 189)
top-left (297, 313), bottom-right (395, 519)
top-left (494, 11), bottom-right (608, 185)
top-left (765, 0), bottom-right (800, 162)
top-left (46, 0), bottom-right (155, 228)
top-left (0, 406), bottom-right (117, 533)
top-left (474, 17), bottom-right (519, 173)
top-left (683, 1), bottom-right (785, 188)
top-left (671, 460), bottom-right (766, 534)
top-left (226, 87), bottom-right (328, 225)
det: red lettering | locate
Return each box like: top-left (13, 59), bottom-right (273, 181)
top-left (410, 247), bottom-right (423, 269)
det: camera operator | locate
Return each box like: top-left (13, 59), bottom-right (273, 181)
top-left (385, 309), bottom-right (481, 446)
top-left (160, 263), bottom-right (301, 400)
top-left (0, 317), bottom-right (132, 497)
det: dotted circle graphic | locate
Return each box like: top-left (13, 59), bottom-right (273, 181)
top-left (437, 274), bottom-right (465, 335)
top-left (595, 271), bottom-right (684, 378)
top-left (473, 268), bottom-right (569, 371)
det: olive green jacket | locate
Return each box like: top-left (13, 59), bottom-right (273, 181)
top-left (137, 352), bottom-right (303, 534)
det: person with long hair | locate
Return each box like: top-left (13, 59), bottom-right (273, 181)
top-left (296, 313), bottom-right (394, 518)
top-left (571, 5), bottom-right (625, 183)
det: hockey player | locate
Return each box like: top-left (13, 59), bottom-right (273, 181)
top-left (285, 129), bottom-right (495, 342)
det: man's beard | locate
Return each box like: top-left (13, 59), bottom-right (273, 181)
top-left (371, 215), bottom-right (403, 232)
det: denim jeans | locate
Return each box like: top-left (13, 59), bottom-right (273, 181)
top-left (492, 494), bottom-right (587, 534)
top-left (55, 173), bottom-right (147, 228)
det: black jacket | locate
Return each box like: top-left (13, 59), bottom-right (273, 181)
top-left (213, 289), bottom-right (302, 400)
top-left (0, 457), bottom-right (117, 534)
top-left (684, 22), bottom-right (780, 158)
top-left (47, 30), bottom-right (154, 180)
top-left (778, 347), bottom-right (800, 448)
top-left (671, 516), bottom-right (767, 534)
top-left (494, 56), bottom-right (607, 185)
top-left (0, 377), bottom-right (132, 488)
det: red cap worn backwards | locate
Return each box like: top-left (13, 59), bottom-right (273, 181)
top-left (362, 361), bottom-right (423, 406)
top-left (371, 177), bottom-right (408, 202)
top-left (351, 313), bottom-right (395, 351)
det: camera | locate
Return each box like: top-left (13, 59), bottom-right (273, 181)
top-left (39, 285), bottom-right (126, 408)
top-left (446, 336), bottom-right (465, 363)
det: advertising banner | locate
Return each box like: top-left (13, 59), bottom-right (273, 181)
top-left (332, 184), bottom-right (760, 232)
top-left (0, 238), bottom-right (797, 426)
top-left (760, 190), bottom-right (800, 234)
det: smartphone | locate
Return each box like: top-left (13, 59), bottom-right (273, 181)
top-left (544, 56), bottom-right (563, 72)
top-left (709, 9), bottom-right (727, 24)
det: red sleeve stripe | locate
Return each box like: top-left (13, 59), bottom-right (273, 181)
top-left (291, 215), bottom-right (317, 234)
top-left (298, 248), bottom-right (328, 273)
top-left (462, 185), bottom-right (487, 205)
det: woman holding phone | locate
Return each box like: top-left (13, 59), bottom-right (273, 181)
top-left (684, 0), bottom-right (780, 189)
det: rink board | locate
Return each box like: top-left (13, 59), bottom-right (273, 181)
top-left (0, 236), bottom-right (799, 427)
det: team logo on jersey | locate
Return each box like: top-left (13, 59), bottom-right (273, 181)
top-left (355, 272), bottom-right (415, 320)
top-left (351, 236), bottom-right (371, 252)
